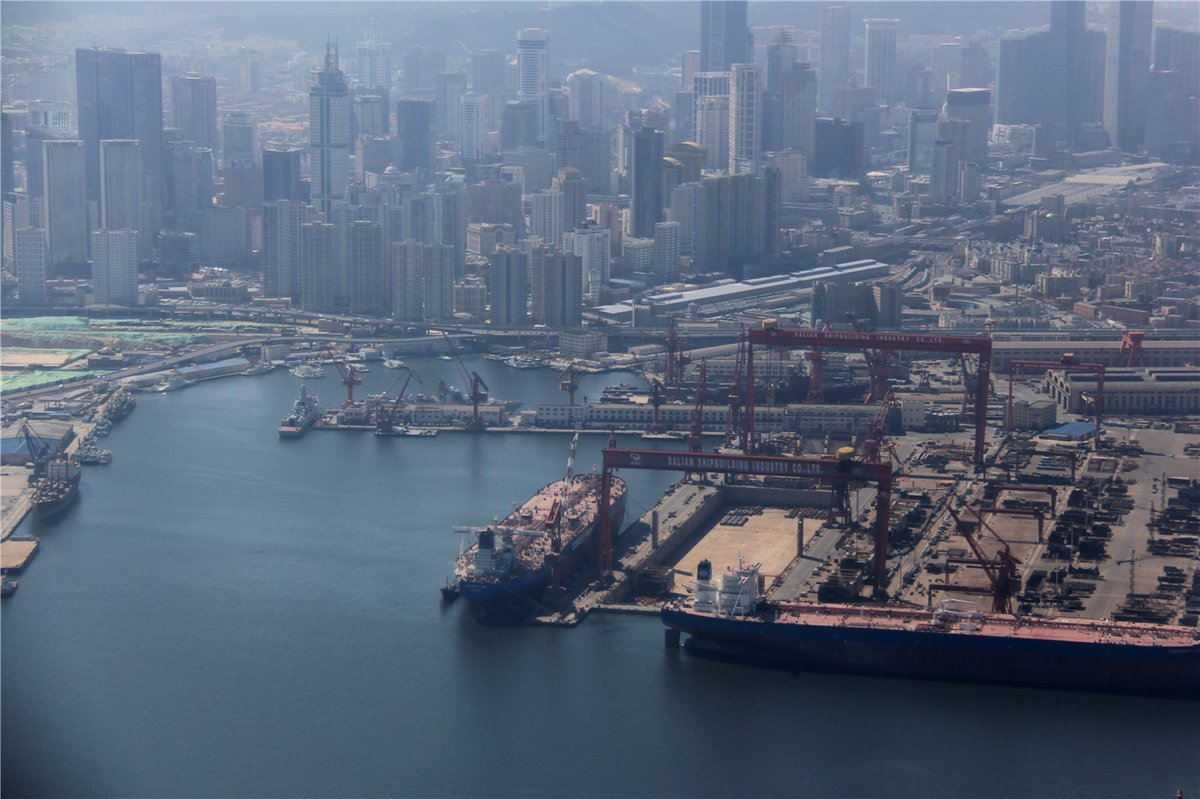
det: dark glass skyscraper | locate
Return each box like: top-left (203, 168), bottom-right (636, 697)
top-left (630, 127), bottom-right (664, 239)
top-left (75, 48), bottom-right (164, 206)
top-left (1104, 0), bottom-right (1153, 152)
top-left (397, 99), bottom-right (433, 173)
top-left (700, 1), bottom-right (750, 73)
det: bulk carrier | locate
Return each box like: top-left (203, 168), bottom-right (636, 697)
top-left (663, 559), bottom-right (1200, 697)
top-left (454, 436), bottom-right (627, 620)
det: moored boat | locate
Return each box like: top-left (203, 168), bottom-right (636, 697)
top-left (278, 385), bottom-right (321, 438)
top-left (32, 457), bottom-right (82, 522)
top-left (454, 436), bottom-right (626, 620)
top-left (662, 559), bottom-right (1200, 698)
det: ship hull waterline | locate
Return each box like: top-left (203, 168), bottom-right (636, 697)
top-left (663, 607), bottom-right (1200, 699)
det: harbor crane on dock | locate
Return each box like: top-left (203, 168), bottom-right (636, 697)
top-left (559, 362), bottom-right (579, 406)
top-left (935, 504), bottom-right (1022, 614)
top-left (326, 345), bottom-right (363, 408)
top-left (443, 335), bottom-right (489, 431)
top-left (375, 367), bottom-right (423, 436)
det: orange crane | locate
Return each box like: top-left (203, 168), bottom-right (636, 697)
top-left (326, 345), bottom-right (363, 408)
top-left (688, 359), bottom-right (707, 453)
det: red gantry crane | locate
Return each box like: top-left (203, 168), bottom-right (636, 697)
top-left (326, 345), bottom-right (363, 408)
top-left (596, 444), bottom-right (896, 597)
top-left (933, 504), bottom-right (1023, 614)
top-left (744, 322), bottom-right (994, 468)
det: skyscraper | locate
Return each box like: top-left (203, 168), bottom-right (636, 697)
top-left (1104, 1), bottom-right (1153, 152)
top-left (262, 145), bottom-right (306, 203)
top-left (349, 220), bottom-right (386, 317)
top-left (357, 20), bottom-right (391, 90)
top-left (263, 199), bottom-right (310, 301)
top-left (396, 99), bottom-right (433, 173)
top-left (309, 42), bottom-right (351, 218)
top-left (695, 95), bottom-right (731, 171)
top-left (91, 229), bottom-right (138, 305)
top-left (530, 188), bottom-right (564, 247)
top-left (42, 140), bottom-right (88, 269)
top-left (171, 74), bottom-right (219, 151)
top-left (819, 6), bottom-right (851, 112)
top-left (99, 140), bottom-right (147, 261)
top-left (700, 1), bottom-right (751, 73)
top-left (435, 71), bottom-right (468, 141)
top-left (566, 69), bottom-right (608, 129)
top-left (943, 88), bottom-right (991, 164)
top-left (489, 246), bottom-right (528, 326)
top-left (461, 93), bottom-right (488, 162)
top-left (299, 221), bottom-right (336, 312)
top-left (470, 50), bottom-right (508, 93)
top-left (652, 221), bottom-right (681, 285)
top-left (1048, 1), bottom-right (1088, 144)
top-left (223, 112), bottom-right (257, 166)
top-left (864, 19), bottom-right (900, 105)
top-left (563, 223), bottom-right (611, 303)
top-left (15, 227), bottom-right (47, 305)
top-left (996, 31), bottom-right (1047, 125)
top-left (779, 63), bottom-right (818, 155)
top-left (517, 29), bottom-right (550, 145)
top-left (631, 127), bottom-right (664, 238)
top-left (907, 108), bottom-right (940, 173)
top-left (729, 63), bottom-right (762, 173)
top-left (75, 48), bottom-right (164, 208)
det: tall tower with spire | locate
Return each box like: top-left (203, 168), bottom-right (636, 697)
top-left (310, 40), bottom-right (350, 218)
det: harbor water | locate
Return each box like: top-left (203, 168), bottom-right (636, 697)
top-left (3, 358), bottom-right (1197, 798)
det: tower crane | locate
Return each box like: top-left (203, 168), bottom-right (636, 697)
top-left (1115, 549), bottom-right (1150, 595)
top-left (443, 335), bottom-right (489, 431)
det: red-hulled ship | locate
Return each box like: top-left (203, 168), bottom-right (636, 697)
top-left (663, 559), bottom-right (1200, 698)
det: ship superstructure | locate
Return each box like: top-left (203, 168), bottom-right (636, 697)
top-left (278, 385), bottom-right (321, 438)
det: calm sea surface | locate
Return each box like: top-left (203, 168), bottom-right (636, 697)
top-left (3, 357), bottom-right (1197, 798)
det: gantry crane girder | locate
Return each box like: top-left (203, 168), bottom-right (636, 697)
top-left (745, 326), bottom-right (993, 468)
top-left (596, 447), bottom-right (894, 597)
top-left (1005, 358), bottom-right (1104, 442)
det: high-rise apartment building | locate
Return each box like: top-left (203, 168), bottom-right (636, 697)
top-left (461, 93), bottom-right (488, 162)
top-left (349, 220), bottom-right (387, 317)
top-left (489, 246), bottom-right (528, 326)
top-left (530, 188), bottom-right (564, 247)
top-left (517, 29), bottom-right (550, 145)
top-left (435, 71), bottom-right (468, 141)
top-left (563, 223), bottom-right (610, 302)
top-left (729, 63), bottom-right (762, 173)
top-left (819, 6), bottom-right (851, 112)
top-left (1104, 1), bottom-right (1153, 152)
top-left (263, 199), bottom-right (310, 301)
top-left (700, 1), bottom-right (750, 72)
top-left (529, 245), bottom-right (583, 327)
top-left (309, 42), bottom-right (351, 218)
top-left (357, 20), bottom-right (391, 90)
top-left (299, 221), bottom-right (336, 312)
top-left (91, 229), bottom-right (138, 305)
top-left (171, 73), bottom-right (219, 151)
top-left (99, 140), bottom-right (148, 261)
top-left (42, 139), bottom-right (88, 269)
top-left (652, 221), bottom-right (681, 285)
top-left (864, 19), bottom-right (899, 105)
top-left (15, 227), bottom-right (47, 305)
top-left (392, 239), bottom-right (454, 321)
top-left (262, 145), bottom-right (306, 203)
